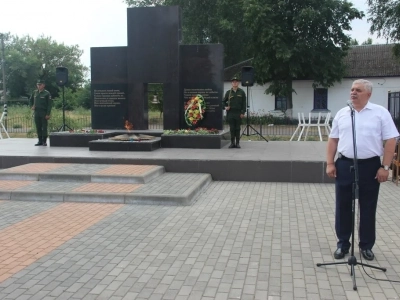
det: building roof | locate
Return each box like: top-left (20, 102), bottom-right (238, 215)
top-left (345, 44), bottom-right (400, 78)
top-left (224, 44), bottom-right (400, 81)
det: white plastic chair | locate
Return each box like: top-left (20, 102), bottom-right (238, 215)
top-left (304, 112), bottom-right (322, 141)
top-left (323, 112), bottom-right (331, 136)
top-left (290, 113), bottom-right (307, 141)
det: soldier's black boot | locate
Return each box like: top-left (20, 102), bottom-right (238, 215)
top-left (35, 138), bottom-right (43, 146)
top-left (229, 138), bottom-right (236, 148)
top-left (42, 137), bottom-right (47, 146)
top-left (235, 139), bottom-right (241, 149)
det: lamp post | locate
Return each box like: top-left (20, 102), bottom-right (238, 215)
top-left (1, 34), bottom-right (7, 104)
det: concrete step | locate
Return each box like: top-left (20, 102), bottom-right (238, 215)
top-left (0, 163), bottom-right (165, 184)
top-left (0, 163), bottom-right (212, 205)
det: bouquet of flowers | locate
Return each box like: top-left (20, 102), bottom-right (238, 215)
top-left (163, 127), bottom-right (219, 135)
top-left (184, 94), bottom-right (206, 126)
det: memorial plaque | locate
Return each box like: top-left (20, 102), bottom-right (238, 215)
top-left (180, 44), bottom-right (224, 130)
top-left (91, 84), bottom-right (128, 129)
top-left (91, 47), bottom-right (128, 129)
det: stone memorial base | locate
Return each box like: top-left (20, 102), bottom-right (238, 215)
top-left (161, 133), bottom-right (229, 149)
top-left (50, 131), bottom-right (229, 150)
top-left (50, 131), bottom-right (163, 148)
top-left (89, 138), bottom-right (161, 151)
top-left (49, 132), bottom-right (114, 147)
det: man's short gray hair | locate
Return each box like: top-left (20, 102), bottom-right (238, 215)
top-left (353, 79), bottom-right (373, 93)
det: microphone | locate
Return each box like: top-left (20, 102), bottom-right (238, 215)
top-left (347, 100), bottom-right (354, 110)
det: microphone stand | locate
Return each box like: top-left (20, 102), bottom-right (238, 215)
top-left (240, 86), bottom-right (268, 142)
top-left (316, 102), bottom-right (386, 291)
top-left (57, 85), bottom-right (73, 132)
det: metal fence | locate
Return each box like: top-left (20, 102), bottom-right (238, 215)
top-left (1, 115), bottom-right (327, 138)
top-left (388, 91), bottom-right (400, 131)
top-left (1, 117), bottom-right (33, 133)
top-left (1, 116), bottom-right (92, 134)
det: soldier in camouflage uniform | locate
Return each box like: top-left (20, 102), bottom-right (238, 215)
top-left (223, 76), bottom-right (246, 148)
top-left (29, 79), bottom-right (52, 146)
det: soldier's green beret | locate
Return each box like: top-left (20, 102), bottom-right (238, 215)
top-left (37, 79), bottom-right (45, 84)
top-left (231, 76), bottom-right (240, 81)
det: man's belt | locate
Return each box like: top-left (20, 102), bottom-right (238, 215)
top-left (338, 153), bottom-right (379, 162)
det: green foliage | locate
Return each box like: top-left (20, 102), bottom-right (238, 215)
top-left (350, 38), bottom-right (359, 45)
top-left (7, 104), bottom-right (32, 118)
top-left (362, 38), bottom-right (373, 45)
top-left (242, 0), bottom-right (364, 110)
top-left (368, 0), bottom-right (400, 43)
top-left (352, 38), bottom-right (373, 46)
top-left (52, 81), bottom-right (91, 110)
top-left (75, 81), bottom-right (91, 109)
top-left (0, 34), bottom-right (88, 99)
top-left (72, 106), bottom-right (91, 117)
top-left (52, 87), bottom-right (76, 110)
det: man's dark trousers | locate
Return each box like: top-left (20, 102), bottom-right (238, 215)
top-left (34, 111), bottom-right (48, 142)
top-left (335, 157), bottom-right (381, 251)
top-left (227, 111), bottom-right (242, 144)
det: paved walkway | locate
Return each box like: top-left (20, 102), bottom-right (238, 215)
top-left (1, 180), bottom-right (400, 299)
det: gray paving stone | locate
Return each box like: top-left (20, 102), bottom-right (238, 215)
top-left (1, 181), bottom-right (400, 299)
top-left (0, 201), bottom-right (57, 230)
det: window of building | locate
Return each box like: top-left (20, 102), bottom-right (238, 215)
top-left (313, 88), bottom-right (328, 110)
top-left (275, 95), bottom-right (287, 111)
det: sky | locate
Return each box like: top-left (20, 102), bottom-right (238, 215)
top-left (1, 0), bottom-right (387, 69)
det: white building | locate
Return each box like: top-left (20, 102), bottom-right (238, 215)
top-left (224, 44), bottom-right (400, 120)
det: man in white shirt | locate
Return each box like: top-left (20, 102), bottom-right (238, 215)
top-left (326, 79), bottom-right (399, 261)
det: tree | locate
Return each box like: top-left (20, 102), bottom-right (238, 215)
top-left (74, 81), bottom-right (91, 109)
top-left (52, 81), bottom-right (91, 110)
top-left (367, 0), bottom-right (400, 56)
top-left (361, 38), bottom-right (373, 45)
top-left (124, 0), bottom-right (253, 67)
top-left (3, 35), bottom-right (88, 99)
top-left (242, 0), bottom-right (364, 114)
top-left (350, 38), bottom-right (359, 45)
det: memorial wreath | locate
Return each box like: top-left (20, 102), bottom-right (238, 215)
top-left (184, 94), bottom-right (206, 126)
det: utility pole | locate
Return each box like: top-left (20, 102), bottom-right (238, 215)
top-left (0, 34), bottom-right (6, 104)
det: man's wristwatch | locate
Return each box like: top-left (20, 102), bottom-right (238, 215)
top-left (381, 165), bottom-right (390, 171)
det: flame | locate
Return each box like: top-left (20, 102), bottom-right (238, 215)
top-left (125, 120), bottom-right (133, 131)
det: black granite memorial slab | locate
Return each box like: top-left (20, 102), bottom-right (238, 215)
top-left (180, 44), bottom-right (224, 130)
top-left (91, 47), bottom-right (128, 129)
top-left (127, 6), bottom-right (181, 130)
top-left (49, 132), bottom-right (114, 147)
top-left (161, 133), bottom-right (229, 149)
top-left (89, 138), bottom-right (161, 152)
top-left (108, 130), bottom-right (163, 138)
